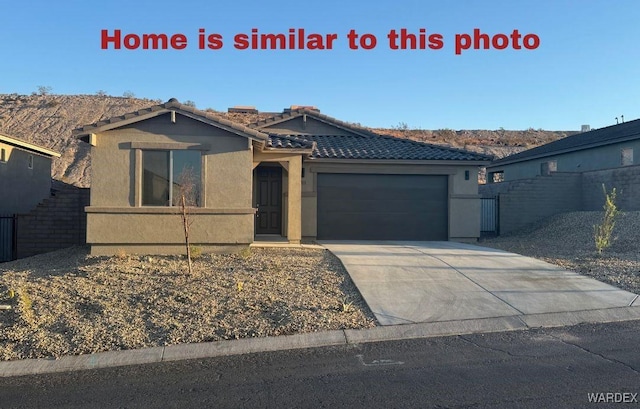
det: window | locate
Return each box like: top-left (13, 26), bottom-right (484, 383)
top-left (0, 148), bottom-right (5, 163)
top-left (621, 148), bottom-right (633, 166)
top-left (28, 154), bottom-right (33, 169)
top-left (142, 150), bottom-right (201, 206)
top-left (540, 160), bottom-right (557, 176)
top-left (489, 171), bottom-right (504, 183)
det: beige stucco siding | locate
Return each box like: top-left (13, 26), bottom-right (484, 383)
top-left (86, 212), bottom-right (253, 244)
top-left (91, 114), bottom-right (252, 209)
top-left (86, 113), bottom-right (255, 254)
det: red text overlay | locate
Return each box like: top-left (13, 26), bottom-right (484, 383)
top-left (100, 28), bottom-right (540, 55)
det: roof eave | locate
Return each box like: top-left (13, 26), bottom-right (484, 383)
top-left (0, 134), bottom-right (61, 158)
top-left (74, 101), bottom-right (270, 143)
top-left (487, 131), bottom-right (640, 169)
top-left (310, 158), bottom-right (490, 166)
top-left (251, 109), bottom-right (377, 139)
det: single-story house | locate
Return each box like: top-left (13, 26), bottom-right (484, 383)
top-left (74, 99), bottom-right (490, 255)
top-left (0, 132), bottom-right (60, 214)
top-left (486, 119), bottom-right (640, 182)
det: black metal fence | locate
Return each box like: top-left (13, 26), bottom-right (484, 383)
top-left (480, 197), bottom-right (499, 236)
top-left (0, 214), bottom-right (16, 262)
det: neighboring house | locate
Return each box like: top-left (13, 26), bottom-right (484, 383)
top-left (486, 119), bottom-right (640, 183)
top-left (481, 119), bottom-right (640, 235)
top-left (74, 99), bottom-right (490, 255)
top-left (0, 133), bottom-right (60, 214)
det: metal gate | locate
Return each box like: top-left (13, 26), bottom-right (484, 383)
top-left (480, 197), bottom-right (499, 236)
top-left (0, 214), bottom-right (16, 262)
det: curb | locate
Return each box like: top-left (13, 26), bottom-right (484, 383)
top-left (1, 306), bottom-right (639, 378)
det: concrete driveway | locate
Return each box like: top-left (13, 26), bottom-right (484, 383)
top-left (321, 241), bottom-right (639, 326)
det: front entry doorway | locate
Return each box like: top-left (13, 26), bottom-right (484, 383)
top-left (255, 165), bottom-right (282, 235)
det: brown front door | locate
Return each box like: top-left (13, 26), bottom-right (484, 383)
top-left (256, 166), bottom-right (282, 235)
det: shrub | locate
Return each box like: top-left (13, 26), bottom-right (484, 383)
top-left (594, 185), bottom-right (619, 254)
top-left (239, 247), bottom-right (251, 259)
top-left (18, 289), bottom-right (36, 327)
top-left (190, 245), bottom-right (203, 259)
top-left (36, 85), bottom-right (52, 96)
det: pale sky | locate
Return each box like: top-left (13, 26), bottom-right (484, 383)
top-left (1, 0), bottom-right (638, 131)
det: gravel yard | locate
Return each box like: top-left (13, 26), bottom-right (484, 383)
top-left (2, 211), bottom-right (637, 362)
top-left (0, 247), bottom-right (375, 361)
top-left (481, 211), bottom-right (640, 295)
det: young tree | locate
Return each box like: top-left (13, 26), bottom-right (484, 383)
top-left (594, 184), bottom-right (619, 254)
top-left (174, 166), bottom-right (200, 274)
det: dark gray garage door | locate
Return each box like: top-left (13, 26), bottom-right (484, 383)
top-left (317, 173), bottom-right (448, 240)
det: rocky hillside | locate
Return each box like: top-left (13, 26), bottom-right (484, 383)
top-left (0, 94), bottom-right (576, 187)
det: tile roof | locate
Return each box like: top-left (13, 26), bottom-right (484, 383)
top-left (267, 135), bottom-right (315, 150)
top-left (490, 118), bottom-right (640, 167)
top-left (73, 98), bottom-right (489, 162)
top-left (269, 134), bottom-right (491, 161)
top-left (250, 108), bottom-right (378, 138)
top-left (73, 98), bottom-right (270, 141)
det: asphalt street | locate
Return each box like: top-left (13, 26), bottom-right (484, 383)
top-left (1, 320), bottom-right (639, 408)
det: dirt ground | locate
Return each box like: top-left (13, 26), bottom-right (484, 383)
top-left (0, 247), bottom-right (375, 361)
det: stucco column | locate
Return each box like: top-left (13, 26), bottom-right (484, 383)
top-left (287, 156), bottom-right (302, 244)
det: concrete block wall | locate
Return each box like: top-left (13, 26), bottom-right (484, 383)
top-left (479, 179), bottom-right (534, 197)
top-left (482, 164), bottom-right (640, 235)
top-left (582, 165), bottom-right (640, 211)
top-left (496, 172), bottom-right (582, 235)
top-left (16, 182), bottom-right (89, 258)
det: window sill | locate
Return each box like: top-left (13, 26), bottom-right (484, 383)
top-left (85, 206), bottom-right (256, 214)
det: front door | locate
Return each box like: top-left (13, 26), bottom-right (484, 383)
top-left (255, 166), bottom-right (282, 235)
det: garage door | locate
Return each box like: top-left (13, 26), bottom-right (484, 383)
top-left (317, 173), bottom-right (448, 240)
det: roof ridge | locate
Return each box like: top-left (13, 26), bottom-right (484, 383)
top-left (249, 109), bottom-right (378, 138)
top-left (73, 98), bottom-right (270, 141)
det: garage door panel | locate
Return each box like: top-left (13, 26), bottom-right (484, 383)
top-left (317, 173), bottom-right (448, 240)
top-left (319, 199), bottom-right (438, 214)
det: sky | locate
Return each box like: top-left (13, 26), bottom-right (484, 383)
top-left (0, 0), bottom-right (638, 131)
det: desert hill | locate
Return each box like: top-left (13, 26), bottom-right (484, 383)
top-left (0, 93), bottom-right (577, 187)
